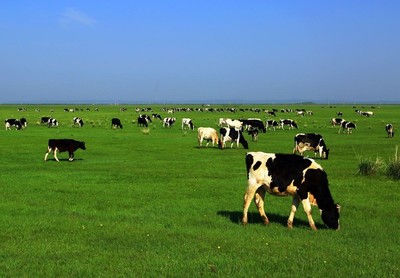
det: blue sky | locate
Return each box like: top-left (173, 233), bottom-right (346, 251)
top-left (1, 1), bottom-right (399, 104)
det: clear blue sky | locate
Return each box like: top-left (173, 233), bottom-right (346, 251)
top-left (1, 1), bottom-right (399, 104)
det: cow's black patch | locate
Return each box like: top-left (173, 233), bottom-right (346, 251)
top-left (245, 153), bottom-right (254, 178)
top-left (252, 161), bottom-right (262, 171)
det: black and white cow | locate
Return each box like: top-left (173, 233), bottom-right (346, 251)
top-left (339, 121), bottom-right (356, 134)
top-left (44, 139), bottom-right (86, 162)
top-left (47, 118), bottom-right (58, 127)
top-left (240, 119), bottom-right (266, 133)
top-left (5, 119), bottom-right (22, 130)
top-left (386, 124), bottom-right (394, 138)
top-left (111, 118), bottom-right (123, 129)
top-left (20, 118), bottom-right (27, 128)
top-left (331, 118), bottom-right (345, 127)
top-left (248, 127), bottom-right (259, 142)
top-left (137, 114), bottom-right (152, 127)
top-left (182, 118), bottom-right (195, 130)
top-left (219, 127), bottom-right (249, 149)
top-left (41, 117), bottom-right (51, 125)
top-left (242, 152), bottom-right (340, 230)
top-left (197, 127), bottom-right (222, 148)
top-left (152, 113), bottom-right (163, 120)
top-left (73, 117), bottom-right (84, 127)
top-left (163, 117), bottom-right (176, 128)
top-left (280, 119), bottom-right (298, 129)
top-left (293, 133), bottom-right (329, 159)
top-left (266, 120), bottom-right (279, 131)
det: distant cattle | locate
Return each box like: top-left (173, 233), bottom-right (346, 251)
top-left (280, 119), bottom-right (298, 130)
top-left (152, 113), bottom-right (163, 120)
top-left (5, 119), bottom-right (22, 130)
top-left (242, 152), bottom-right (340, 230)
top-left (331, 118), bottom-right (345, 127)
top-left (293, 133), bottom-right (329, 159)
top-left (182, 118), bottom-right (195, 130)
top-left (240, 119), bottom-right (266, 133)
top-left (220, 127), bottom-right (249, 149)
top-left (197, 127), bottom-right (221, 148)
top-left (44, 139), bottom-right (86, 162)
top-left (248, 127), bottom-right (259, 142)
top-left (386, 124), bottom-right (394, 138)
top-left (337, 112), bottom-right (343, 117)
top-left (163, 117), bottom-right (176, 128)
top-left (137, 114), bottom-right (151, 127)
top-left (339, 121), bottom-right (356, 134)
top-left (47, 118), bottom-right (58, 127)
top-left (111, 118), bottom-right (123, 129)
top-left (73, 117), bottom-right (84, 127)
top-left (266, 120), bottom-right (279, 131)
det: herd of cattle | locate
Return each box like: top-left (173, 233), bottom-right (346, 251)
top-left (4, 107), bottom-right (396, 230)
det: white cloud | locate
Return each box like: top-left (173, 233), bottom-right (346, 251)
top-left (60, 8), bottom-right (96, 27)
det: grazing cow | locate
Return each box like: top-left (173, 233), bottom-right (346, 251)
top-left (5, 119), bottom-right (22, 130)
top-left (240, 119), bottom-right (266, 133)
top-left (266, 120), bottom-right (279, 131)
top-left (137, 116), bottom-right (148, 127)
top-left (47, 118), bottom-right (58, 127)
top-left (152, 113), bottom-right (162, 120)
top-left (182, 118), bottom-right (195, 130)
top-left (280, 119), bottom-right (298, 130)
top-left (220, 127), bottom-right (249, 149)
top-left (248, 127), bottom-right (259, 142)
top-left (331, 118), bottom-right (345, 127)
top-left (44, 139), bottom-right (86, 162)
top-left (40, 117), bottom-right (51, 125)
top-left (111, 118), bottom-right (123, 129)
top-left (242, 152), bottom-right (340, 230)
top-left (337, 112), bottom-right (343, 117)
top-left (20, 118), bottom-right (27, 128)
top-left (163, 117), bottom-right (176, 128)
top-left (139, 114), bottom-right (152, 123)
top-left (293, 133), bottom-right (330, 159)
top-left (386, 124), bottom-right (394, 138)
top-left (225, 119), bottom-right (243, 130)
top-left (339, 121), bottom-right (356, 134)
top-left (197, 127), bottom-right (222, 148)
top-left (73, 117), bottom-right (84, 127)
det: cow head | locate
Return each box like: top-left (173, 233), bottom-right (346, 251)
top-left (80, 142), bottom-right (86, 150)
top-left (321, 204), bottom-right (340, 230)
top-left (322, 148), bottom-right (330, 159)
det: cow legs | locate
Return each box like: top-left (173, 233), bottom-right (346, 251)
top-left (53, 149), bottom-right (60, 162)
top-left (287, 197), bottom-right (317, 230)
top-left (254, 186), bottom-right (269, 225)
top-left (301, 198), bottom-right (317, 230)
top-left (242, 183), bottom-right (259, 225)
top-left (287, 196), bottom-right (300, 229)
top-left (68, 151), bottom-right (74, 161)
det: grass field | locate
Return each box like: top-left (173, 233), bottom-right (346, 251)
top-left (1, 103), bottom-right (399, 277)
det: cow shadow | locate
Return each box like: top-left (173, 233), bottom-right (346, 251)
top-left (46, 158), bottom-right (84, 162)
top-left (217, 210), bottom-right (325, 229)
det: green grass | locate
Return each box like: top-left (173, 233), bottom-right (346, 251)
top-left (1, 104), bottom-right (399, 277)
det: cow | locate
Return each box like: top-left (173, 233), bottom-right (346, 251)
top-left (163, 117), bottom-right (176, 128)
top-left (73, 117), bottom-right (84, 127)
top-left (182, 118), bottom-right (195, 130)
top-left (44, 139), bottom-right (86, 162)
top-left (266, 120), bottom-right (279, 131)
top-left (137, 114), bottom-right (151, 127)
top-left (225, 119), bottom-right (243, 130)
top-left (197, 127), bottom-right (222, 148)
top-left (240, 119), bottom-right (266, 133)
top-left (220, 127), bottom-right (249, 149)
top-left (242, 152), bottom-right (340, 230)
top-left (248, 127), bottom-right (259, 142)
top-left (331, 118), bottom-right (345, 127)
top-left (111, 118), bottom-right (123, 129)
top-left (386, 124), bottom-right (394, 138)
top-left (280, 119), bottom-right (298, 130)
top-left (40, 117), bottom-right (51, 125)
top-left (5, 119), bottom-right (22, 130)
top-left (293, 133), bottom-right (329, 159)
top-left (47, 118), bottom-right (58, 127)
top-left (152, 113), bottom-right (163, 120)
top-left (339, 121), bottom-right (356, 134)
top-left (20, 118), bottom-right (27, 128)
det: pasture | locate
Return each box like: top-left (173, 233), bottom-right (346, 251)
top-left (1, 104), bottom-right (399, 277)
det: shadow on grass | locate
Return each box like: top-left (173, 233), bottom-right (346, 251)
top-left (217, 210), bottom-right (326, 229)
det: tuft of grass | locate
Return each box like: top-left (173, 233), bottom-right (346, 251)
top-left (386, 146), bottom-right (400, 180)
top-left (357, 157), bottom-right (384, 176)
top-left (141, 128), bottom-right (150, 135)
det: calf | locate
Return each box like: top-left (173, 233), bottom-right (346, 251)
top-left (111, 118), bottom-right (123, 129)
top-left (242, 152), bottom-right (340, 230)
top-left (266, 120), bottom-right (278, 131)
top-left (73, 117), bottom-right (84, 127)
top-left (339, 121), bottom-right (356, 134)
top-left (293, 133), bottom-right (329, 159)
top-left (386, 124), bottom-right (394, 138)
top-left (5, 119), bottom-right (22, 130)
top-left (197, 127), bottom-right (222, 148)
top-left (44, 139), bottom-right (86, 162)
top-left (182, 118), bottom-right (195, 130)
top-left (280, 119), bottom-right (298, 130)
top-left (163, 117), bottom-right (176, 128)
top-left (220, 127), bottom-right (249, 149)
